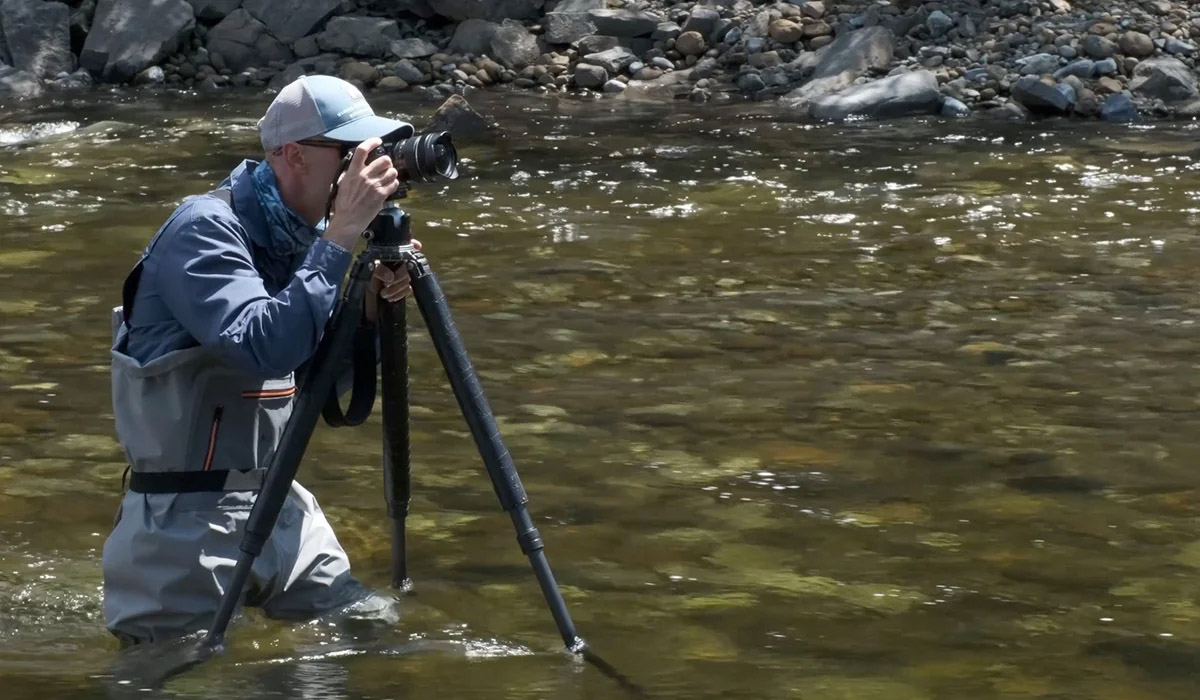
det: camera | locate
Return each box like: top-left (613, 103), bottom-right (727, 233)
top-left (368, 131), bottom-right (459, 182)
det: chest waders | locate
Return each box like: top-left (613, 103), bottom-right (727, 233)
top-left (165, 203), bottom-right (642, 697)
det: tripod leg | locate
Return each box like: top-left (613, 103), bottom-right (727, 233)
top-left (379, 295), bottom-right (412, 590)
top-left (406, 258), bottom-right (583, 652)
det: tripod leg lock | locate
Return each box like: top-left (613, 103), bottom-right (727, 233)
top-left (516, 523), bottom-right (545, 555)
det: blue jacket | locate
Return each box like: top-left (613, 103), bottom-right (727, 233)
top-left (124, 160), bottom-right (351, 378)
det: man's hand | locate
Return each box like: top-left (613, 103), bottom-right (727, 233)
top-left (364, 239), bottom-right (423, 323)
top-left (324, 138), bottom-right (399, 251)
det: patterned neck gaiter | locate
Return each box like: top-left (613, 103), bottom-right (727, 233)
top-left (250, 161), bottom-right (326, 257)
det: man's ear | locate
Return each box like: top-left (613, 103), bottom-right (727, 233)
top-left (282, 142), bottom-right (307, 172)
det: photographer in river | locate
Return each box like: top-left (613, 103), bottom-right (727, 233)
top-left (101, 75), bottom-right (423, 646)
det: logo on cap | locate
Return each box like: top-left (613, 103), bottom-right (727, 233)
top-left (344, 83), bottom-right (363, 102)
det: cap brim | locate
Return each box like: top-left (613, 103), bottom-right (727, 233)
top-left (322, 114), bottom-right (415, 143)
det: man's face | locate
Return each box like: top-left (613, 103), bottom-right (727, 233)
top-left (297, 138), bottom-right (352, 194)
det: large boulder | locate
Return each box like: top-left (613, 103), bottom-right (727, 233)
top-left (242, 0), bottom-right (339, 43)
top-left (186, 0), bottom-right (239, 22)
top-left (783, 26), bottom-right (894, 112)
top-left (207, 9), bottom-right (292, 73)
top-left (809, 70), bottom-right (942, 121)
top-left (0, 0), bottom-right (73, 79)
top-left (80, 0), bottom-right (195, 83)
top-left (448, 18), bottom-right (537, 68)
top-left (1129, 56), bottom-right (1198, 102)
top-left (317, 15), bottom-right (401, 58)
top-left (428, 0), bottom-right (543, 22)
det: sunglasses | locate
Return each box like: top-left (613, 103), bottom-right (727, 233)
top-left (297, 138), bottom-right (353, 158)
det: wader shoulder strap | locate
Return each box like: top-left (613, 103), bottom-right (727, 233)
top-left (121, 188), bottom-right (233, 326)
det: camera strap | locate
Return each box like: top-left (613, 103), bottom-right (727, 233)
top-left (320, 314), bottom-right (378, 427)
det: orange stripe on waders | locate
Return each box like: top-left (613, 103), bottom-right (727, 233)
top-left (241, 387), bottom-right (297, 399)
top-left (202, 407), bottom-right (223, 471)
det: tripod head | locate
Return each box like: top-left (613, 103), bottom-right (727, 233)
top-left (365, 205), bottom-right (425, 269)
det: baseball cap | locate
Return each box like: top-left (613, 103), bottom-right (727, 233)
top-left (257, 75), bottom-right (414, 152)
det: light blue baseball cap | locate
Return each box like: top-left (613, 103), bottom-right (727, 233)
top-left (257, 75), bottom-right (414, 151)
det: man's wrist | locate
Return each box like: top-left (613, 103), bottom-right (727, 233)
top-left (324, 220), bottom-right (362, 250)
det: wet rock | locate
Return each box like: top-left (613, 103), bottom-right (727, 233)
top-left (317, 16), bottom-right (400, 58)
top-left (426, 94), bottom-right (492, 138)
top-left (242, 0), bottom-right (338, 44)
top-left (632, 66), bottom-right (662, 81)
top-left (1101, 92), bottom-right (1138, 122)
top-left (0, 64), bottom-right (41, 98)
top-left (1011, 75), bottom-right (1072, 114)
top-left (783, 26), bottom-right (894, 113)
top-left (573, 61), bottom-right (606, 87)
top-left (81, 0), bottom-right (194, 83)
top-left (602, 78), bottom-right (625, 93)
top-left (1, 0), bottom-right (73, 80)
top-left (390, 38), bottom-right (438, 59)
top-left (133, 64), bottom-right (165, 84)
top-left (810, 70), bottom-right (942, 121)
top-left (207, 10), bottom-right (293, 73)
top-left (1130, 57), bottom-right (1198, 102)
top-left (941, 96), bottom-right (970, 118)
top-left (580, 45), bottom-right (637, 74)
top-left (587, 8), bottom-right (663, 38)
top-left (736, 70), bottom-right (765, 93)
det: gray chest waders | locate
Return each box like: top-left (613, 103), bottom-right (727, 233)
top-left (171, 204), bottom-right (642, 696)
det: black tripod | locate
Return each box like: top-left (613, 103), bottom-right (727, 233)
top-left (188, 203), bottom-right (639, 693)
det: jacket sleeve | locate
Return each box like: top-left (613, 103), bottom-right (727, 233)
top-left (150, 203), bottom-right (353, 378)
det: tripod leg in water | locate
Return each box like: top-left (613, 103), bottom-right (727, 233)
top-left (379, 290), bottom-right (412, 591)
top-left (401, 249), bottom-right (645, 697)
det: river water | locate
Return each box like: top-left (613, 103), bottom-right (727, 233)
top-left (4, 88), bottom-right (1200, 699)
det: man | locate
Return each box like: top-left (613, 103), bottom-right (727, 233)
top-left (102, 75), bottom-right (418, 645)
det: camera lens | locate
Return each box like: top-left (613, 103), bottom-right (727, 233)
top-left (394, 131), bottom-right (458, 182)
